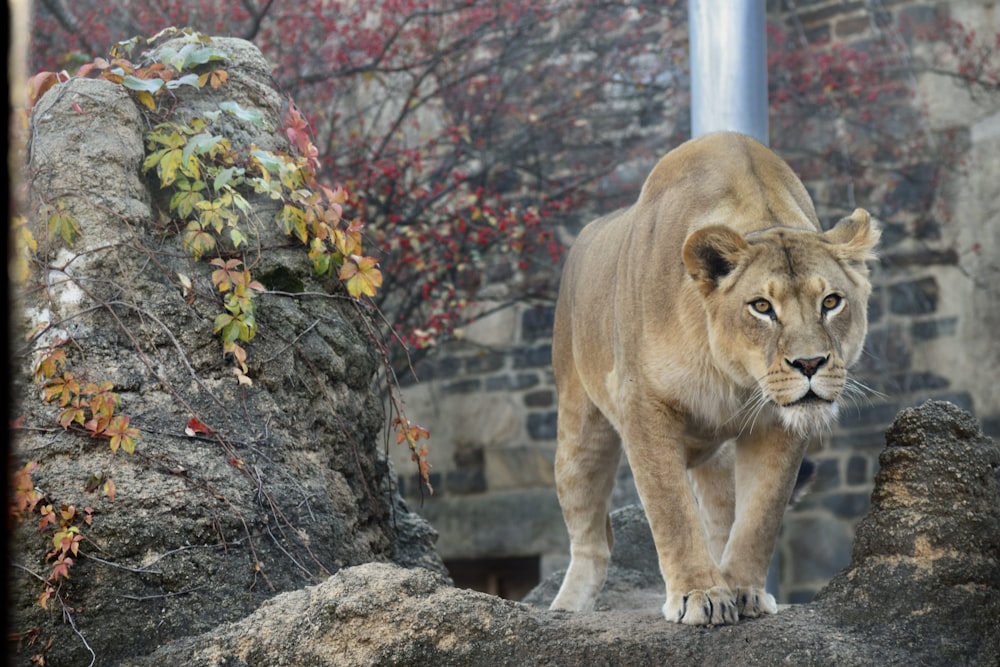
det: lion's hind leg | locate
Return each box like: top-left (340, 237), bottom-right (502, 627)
top-left (550, 393), bottom-right (620, 612)
top-left (688, 441), bottom-right (736, 566)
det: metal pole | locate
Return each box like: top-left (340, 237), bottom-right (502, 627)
top-left (688, 0), bottom-right (769, 145)
top-left (688, 0), bottom-right (778, 597)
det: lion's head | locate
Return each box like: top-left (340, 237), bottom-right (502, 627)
top-left (682, 208), bottom-right (880, 435)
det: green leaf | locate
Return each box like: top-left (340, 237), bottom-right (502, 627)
top-left (180, 45), bottom-right (227, 69)
top-left (251, 149), bottom-right (284, 174)
top-left (47, 210), bottom-right (82, 246)
top-left (230, 191), bottom-right (252, 214)
top-left (182, 221), bottom-right (215, 259)
top-left (165, 73), bottom-right (201, 90)
top-left (278, 205), bottom-right (308, 243)
top-left (156, 41), bottom-right (225, 72)
top-left (309, 237), bottom-right (334, 277)
top-left (219, 101), bottom-right (265, 127)
top-left (213, 313), bottom-right (240, 342)
top-left (169, 178), bottom-right (206, 218)
top-left (122, 76), bottom-right (165, 93)
top-left (213, 167), bottom-right (244, 192)
top-left (182, 132), bottom-right (224, 165)
top-left (229, 228), bottom-right (246, 248)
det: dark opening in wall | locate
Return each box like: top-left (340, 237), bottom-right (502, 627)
top-left (444, 556), bottom-right (540, 601)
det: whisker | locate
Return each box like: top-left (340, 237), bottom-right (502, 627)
top-left (737, 391), bottom-right (770, 438)
top-left (721, 385), bottom-right (765, 429)
top-left (847, 376), bottom-right (887, 401)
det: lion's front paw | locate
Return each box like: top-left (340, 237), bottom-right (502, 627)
top-left (663, 586), bottom-right (738, 626)
top-left (733, 586), bottom-right (777, 618)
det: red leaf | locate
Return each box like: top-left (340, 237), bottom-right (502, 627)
top-left (185, 417), bottom-right (214, 436)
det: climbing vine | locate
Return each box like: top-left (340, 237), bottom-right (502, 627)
top-left (13, 29), bottom-right (433, 648)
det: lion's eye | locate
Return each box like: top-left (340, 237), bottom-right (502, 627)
top-left (749, 298), bottom-right (775, 319)
top-left (821, 294), bottom-right (843, 313)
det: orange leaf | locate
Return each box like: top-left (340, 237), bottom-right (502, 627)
top-left (38, 586), bottom-right (55, 610)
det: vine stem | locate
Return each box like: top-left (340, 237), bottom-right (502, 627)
top-left (13, 563), bottom-right (96, 667)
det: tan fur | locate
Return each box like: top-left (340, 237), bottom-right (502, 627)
top-left (549, 132), bottom-right (879, 625)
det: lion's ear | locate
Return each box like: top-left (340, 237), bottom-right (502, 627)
top-left (682, 225), bottom-right (749, 295)
top-left (823, 208), bottom-right (880, 266)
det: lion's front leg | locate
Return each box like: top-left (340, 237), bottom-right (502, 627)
top-left (622, 406), bottom-right (738, 626)
top-left (720, 425), bottom-right (808, 619)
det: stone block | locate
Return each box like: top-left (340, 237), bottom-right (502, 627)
top-left (521, 305), bottom-right (555, 341)
top-left (897, 4), bottom-right (945, 43)
top-left (485, 373), bottom-right (540, 392)
top-left (465, 350), bottom-right (506, 374)
top-left (524, 389), bottom-right (555, 408)
top-left (884, 163), bottom-right (937, 216)
top-left (982, 415), bottom-right (1000, 438)
top-left (443, 378), bottom-right (482, 394)
top-left (861, 326), bottom-right (911, 373)
top-left (841, 400), bottom-right (902, 429)
top-left (451, 395), bottom-right (521, 449)
top-left (846, 455), bottom-right (868, 485)
top-left (829, 429), bottom-right (888, 451)
top-left (784, 516), bottom-right (853, 583)
top-left (446, 468), bottom-right (487, 495)
top-left (890, 370), bottom-right (950, 392)
top-left (867, 287), bottom-right (884, 323)
top-left (415, 355), bottom-right (461, 382)
top-left (910, 316), bottom-right (958, 340)
top-left (463, 305), bottom-right (518, 346)
top-left (835, 15), bottom-right (872, 38)
top-left (889, 276), bottom-right (939, 315)
top-left (877, 221), bottom-right (907, 248)
top-left (484, 446), bottom-right (556, 491)
top-left (821, 491), bottom-right (871, 519)
top-left (454, 446), bottom-right (484, 468)
top-left (414, 488), bottom-right (568, 560)
top-left (815, 457), bottom-right (841, 491)
top-left (881, 248), bottom-right (957, 270)
top-left (512, 344), bottom-right (552, 369)
top-left (404, 471), bottom-right (441, 498)
top-left (527, 411), bottom-right (558, 440)
top-left (786, 589), bottom-right (817, 604)
top-left (797, 1), bottom-right (864, 25)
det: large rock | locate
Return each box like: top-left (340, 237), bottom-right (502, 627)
top-left (10, 37), bottom-right (443, 667)
top-left (131, 400), bottom-right (999, 666)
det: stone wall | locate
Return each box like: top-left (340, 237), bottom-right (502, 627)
top-left (390, 0), bottom-right (1000, 603)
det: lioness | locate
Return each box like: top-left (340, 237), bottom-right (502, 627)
top-left (550, 131), bottom-right (878, 625)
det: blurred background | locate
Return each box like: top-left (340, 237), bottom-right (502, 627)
top-left (24, 0), bottom-right (1000, 603)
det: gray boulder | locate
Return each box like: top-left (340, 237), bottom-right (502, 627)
top-left (130, 400), bottom-right (999, 666)
top-left (10, 37), bottom-right (443, 667)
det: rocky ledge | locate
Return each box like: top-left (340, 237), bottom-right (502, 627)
top-left (131, 400), bottom-right (999, 666)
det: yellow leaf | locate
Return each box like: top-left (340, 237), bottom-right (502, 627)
top-left (339, 255), bottom-right (382, 298)
top-left (158, 148), bottom-right (183, 186)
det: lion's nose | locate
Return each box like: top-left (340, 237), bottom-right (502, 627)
top-left (788, 356), bottom-right (828, 378)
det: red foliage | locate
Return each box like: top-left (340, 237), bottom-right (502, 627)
top-left (26, 2), bottom-right (1000, 355)
top-left (29, 1), bottom-right (687, 357)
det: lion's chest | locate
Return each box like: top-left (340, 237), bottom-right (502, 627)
top-left (596, 352), bottom-right (760, 448)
